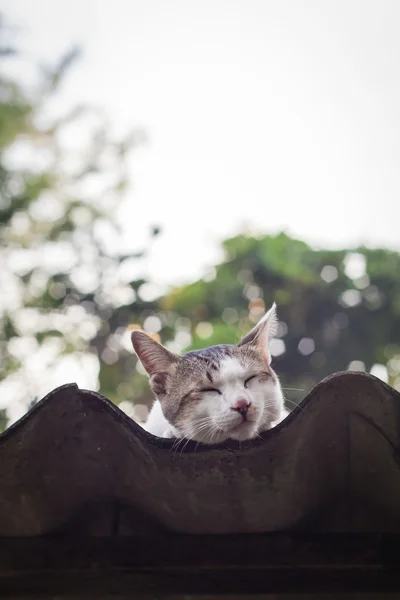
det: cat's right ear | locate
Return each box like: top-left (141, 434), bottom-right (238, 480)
top-left (131, 331), bottom-right (180, 395)
top-left (131, 331), bottom-right (179, 376)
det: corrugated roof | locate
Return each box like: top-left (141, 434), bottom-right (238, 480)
top-left (1, 371), bottom-right (400, 537)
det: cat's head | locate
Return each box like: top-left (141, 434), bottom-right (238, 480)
top-left (131, 303), bottom-right (285, 443)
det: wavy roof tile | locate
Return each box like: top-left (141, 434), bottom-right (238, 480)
top-left (1, 371), bottom-right (400, 538)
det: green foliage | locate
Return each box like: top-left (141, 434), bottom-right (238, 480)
top-left (125, 232), bottom-right (400, 412)
top-left (0, 20), bottom-right (153, 430)
top-left (1, 17), bottom-right (400, 431)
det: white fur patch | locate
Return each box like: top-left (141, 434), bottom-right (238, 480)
top-left (144, 400), bottom-right (177, 437)
top-left (218, 357), bottom-right (246, 384)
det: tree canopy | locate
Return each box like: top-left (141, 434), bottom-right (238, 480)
top-left (124, 232), bottom-right (400, 414)
top-left (0, 19), bottom-right (155, 427)
top-left (1, 16), bottom-right (400, 430)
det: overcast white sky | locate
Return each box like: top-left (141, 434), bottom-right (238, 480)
top-left (3, 0), bottom-right (400, 284)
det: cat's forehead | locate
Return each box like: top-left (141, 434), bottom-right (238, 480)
top-left (181, 344), bottom-right (262, 378)
top-left (184, 344), bottom-right (235, 366)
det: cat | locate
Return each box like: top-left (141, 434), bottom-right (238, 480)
top-left (131, 303), bottom-right (288, 444)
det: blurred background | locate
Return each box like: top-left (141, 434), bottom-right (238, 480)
top-left (1, 0), bottom-right (400, 431)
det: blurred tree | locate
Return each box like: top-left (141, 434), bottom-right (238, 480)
top-left (126, 232), bottom-right (400, 412)
top-left (0, 17), bottom-right (157, 429)
top-left (2, 16), bottom-right (400, 430)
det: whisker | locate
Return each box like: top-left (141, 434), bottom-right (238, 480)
top-left (188, 418), bottom-right (213, 432)
top-left (194, 428), bottom-right (214, 451)
top-left (209, 427), bottom-right (220, 445)
top-left (284, 398), bottom-right (305, 411)
top-left (195, 429), bottom-right (218, 445)
top-left (171, 436), bottom-right (185, 458)
top-left (178, 421), bottom-right (215, 456)
top-left (179, 437), bottom-right (193, 457)
top-left (170, 416), bottom-right (216, 456)
top-left (172, 433), bottom-right (193, 458)
top-left (170, 438), bottom-right (180, 452)
top-left (188, 420), bottom-right (214, 436)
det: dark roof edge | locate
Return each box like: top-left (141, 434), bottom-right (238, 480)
top-left (1, 371), bottom-right (398, 454)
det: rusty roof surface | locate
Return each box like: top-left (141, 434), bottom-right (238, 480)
top-left (1, 371), bottom-right (400, 537)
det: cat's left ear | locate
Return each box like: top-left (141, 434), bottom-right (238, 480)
top-left (237, 302), bottom-right (278, 364)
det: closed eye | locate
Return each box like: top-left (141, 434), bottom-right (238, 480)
top-left (244, 375), bottom-right (258, 388)
top-left (200, 387), bottom-right (221, 395)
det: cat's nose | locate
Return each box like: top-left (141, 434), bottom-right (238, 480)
top-left (231, 399), bottom-right (251, 416)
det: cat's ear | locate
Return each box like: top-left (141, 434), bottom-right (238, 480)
top-left (237, 302), bottom-right (278, 364)
top-left (131, 331), bottom-right (180, 395)
top-left (131, 331), bottom-right (179, 375)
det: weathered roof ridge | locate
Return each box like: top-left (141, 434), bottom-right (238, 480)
top-left (1, 371), bottom-right (400, 536)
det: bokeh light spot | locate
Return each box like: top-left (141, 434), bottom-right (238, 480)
top-left (270, 338), bottom-right (286, 357)
top-left (347, 360), bottom-right (366, 371)
top-left (298, 337), bottom-right (315, 356)
top-left (320, 265), bottom-right (338, 283)
top-left (339, 289), bottom-right (362, 307)
top-left (344, 252), bottom-right (367, 280)
top-left (222, 307), bottom-right (238, 324)
top-left (370, 363), bottom-right (388, 383)
top-left (196, 322), bottom-right (214, 339)
top-left (143, 315), bottom-right (162, 333)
